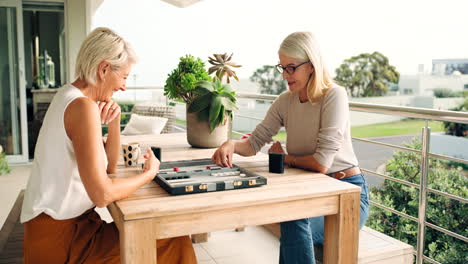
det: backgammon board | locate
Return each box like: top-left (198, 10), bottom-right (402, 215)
top-left (153, 158), bottom-right (267, 195)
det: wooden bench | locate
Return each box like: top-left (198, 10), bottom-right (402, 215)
top-left (263, 223), bottom-right (414, 264)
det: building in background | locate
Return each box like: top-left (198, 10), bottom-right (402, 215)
top-left (398, 58), bottom-right (468, 95)
top-left (432, 58), bottom-right (468, 75)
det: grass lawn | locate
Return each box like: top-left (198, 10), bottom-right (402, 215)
top-left (351, 120), bottom-right (444, 138)
top-left (233, 120), bottom-right (445, 142)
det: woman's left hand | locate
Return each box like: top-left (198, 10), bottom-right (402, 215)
top-left (268, 141), bottom-right (285, 154)
top-left (98, 100), bottom-right (121, 125)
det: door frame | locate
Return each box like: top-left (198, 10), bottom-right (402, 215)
top-left (1, 0), bottom-right (29, 163)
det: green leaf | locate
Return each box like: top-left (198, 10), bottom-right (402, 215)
top-left (209, 96), bottom-right (222, 127)
top-left (220, 83), bottom-right (234, 93)
top-left (220, 91), bottom-right (236, 101)
top-left (188, 92), bottom-right (212, 113)
top-left (220, 97), bottom-right (238, 111)
top-left (163, 54), bottom-right (211, 103)
top-left (218, 105), bottom-right (225, 125)
top-left (196, 80), bottom-right (215, 93)
top-left (210, 105), bottom-right (225, 131)
top-left (197, 108), bottom-right (210, 121)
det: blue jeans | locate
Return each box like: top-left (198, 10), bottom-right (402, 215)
top-left (279, 174), bottom-right (370, 264)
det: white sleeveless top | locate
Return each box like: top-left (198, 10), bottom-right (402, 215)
top-left (21, 84), bottom-right (107, 222)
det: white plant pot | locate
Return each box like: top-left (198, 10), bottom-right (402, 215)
top-left (186, 110), bottom-right (229, 148)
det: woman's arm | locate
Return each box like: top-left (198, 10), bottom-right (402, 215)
top-left (99, 101), bottom-right (121, 173)
top-left (65, 98), bottom-right (159, 207)
top-left (212, 139), bottom-right (255, 167)
top-left (285, 154), bottom-right (328, 173)
top-left (269, 141), bottom-right (328, 173)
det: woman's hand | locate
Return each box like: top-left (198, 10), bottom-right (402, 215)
top-left (142, 148), bottom-right (160, 182)
top-left (211, 140), bottom-right (235, 167)
top-left (98, 100), bottom-right (121, 125)
top-left (268, 141), bottom-right (285, 154)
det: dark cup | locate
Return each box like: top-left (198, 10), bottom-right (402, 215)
top-left (150, 146), bottom-right (162, 161)
top-left (269, 152), bottom-right (285, 173)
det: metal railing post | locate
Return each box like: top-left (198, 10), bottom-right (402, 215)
top-left (416, 122), bottom-right (431, 264)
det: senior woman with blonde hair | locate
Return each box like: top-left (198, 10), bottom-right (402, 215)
top-left (212, 31), bottom-right (369, 264)
top-left (21, 27), bottom-right (196, 263)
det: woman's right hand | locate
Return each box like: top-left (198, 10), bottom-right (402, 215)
top-left (142, 148), bottom-right (160, 181)
top-left (211, 140), bottom-right (235, 167)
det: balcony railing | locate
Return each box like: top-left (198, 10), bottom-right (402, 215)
top-left (234, 93), bottom-right (468, 264)
top-left (120, 87), bottom-right (468, 264)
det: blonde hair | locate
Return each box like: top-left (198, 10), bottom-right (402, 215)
top-left (279, 31), bottom-right (334, 103)
top-left (75, 27), bottom-right (137, 85)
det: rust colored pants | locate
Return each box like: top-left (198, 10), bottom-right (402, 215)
top-left (23, 209), bottom-right (197, 264)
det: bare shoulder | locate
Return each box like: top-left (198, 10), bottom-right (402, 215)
top-left (65, 97), bottom-right (100, 120)
top-left (64, 97), bottom-right (100, 138)
top-left (67, 97), bottom-right (97, 112)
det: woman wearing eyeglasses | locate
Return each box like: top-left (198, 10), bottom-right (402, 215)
top-left (212, 31), bottom-right (369, 264)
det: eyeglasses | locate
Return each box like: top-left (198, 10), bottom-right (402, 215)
top-left (275, 61), bottom-right (310, 74)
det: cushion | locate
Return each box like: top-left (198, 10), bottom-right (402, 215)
top-left (121, 113), bottom-right (168, 135)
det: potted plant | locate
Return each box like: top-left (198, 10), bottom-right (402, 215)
top-left (185, 53), bottom-right (241, 147)
top-left (164, 53), bottom-right (241, 148)
top-left (164, 55), bottom-right (211, 105)
top-left (0, 145), bottom-right (10, 176)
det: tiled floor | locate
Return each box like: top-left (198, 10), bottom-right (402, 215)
top-left (0, 165), bottom-right (280, 264)
top-left (0, 164), bottom-right (31, 229)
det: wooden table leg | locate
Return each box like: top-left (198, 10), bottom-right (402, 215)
top-left (324, 192), bottom-right (360, 264)
top-left (120, 219), bottom-right (156, 264)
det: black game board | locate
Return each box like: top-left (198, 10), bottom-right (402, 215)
top-left (153, 158), bottom-right (267, 195)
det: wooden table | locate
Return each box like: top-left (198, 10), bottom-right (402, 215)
top-left (108, 133), bottom-right (361, 264)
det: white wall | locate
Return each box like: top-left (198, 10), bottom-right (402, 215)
top-left (64, 0), bottom-right (104, 82)
top-left (399, 75), bottom-right (421, 95)
top-left (420, 75), bottom-right (468, 94)
top-left (434, 97), bottom-right (465, 110)
top-left (399, 74), bottom-right (468, 96)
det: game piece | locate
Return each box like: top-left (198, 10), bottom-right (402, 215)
top-left (269, 152), bottom-right (285, 173)
top-left (151, 146), bottom-right (162, 161)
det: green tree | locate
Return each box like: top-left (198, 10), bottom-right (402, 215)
top-left (443, 97), bottom-right (468, 137)
top-left (335, 52), bottom-right (399, 97)
top-left (367, 138), bottom-right (467, 263)
top-left (250, 65), bottom-right (287, 95)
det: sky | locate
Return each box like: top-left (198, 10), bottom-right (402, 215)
top-left (93, 0), bottom-right (468, 87)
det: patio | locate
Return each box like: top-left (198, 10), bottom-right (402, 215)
top-left (1, 1), bottom-right (467, 263)
top-left (0, 143), bottom-right (414, 264)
